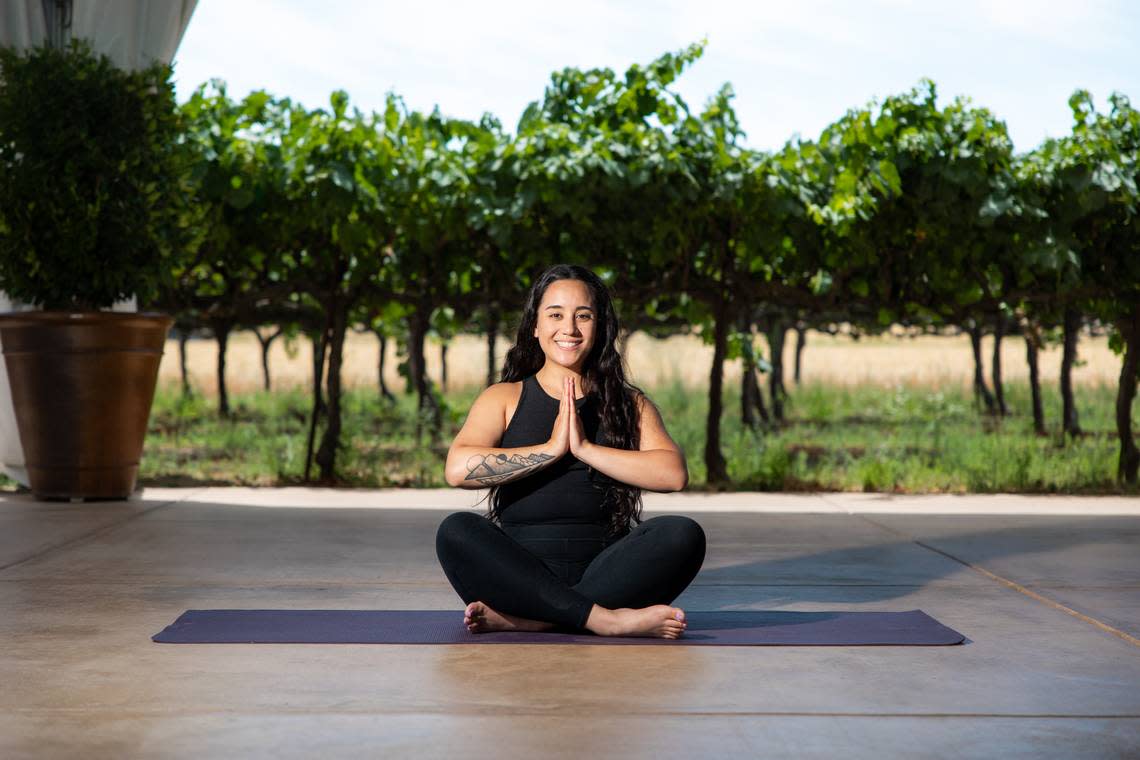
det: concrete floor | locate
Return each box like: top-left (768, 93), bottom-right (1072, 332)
top-left (1, 488), bottom-right (1138, 759)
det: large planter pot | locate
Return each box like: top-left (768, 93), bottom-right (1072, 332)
top-left (0, 312), bottom-right (172, 499)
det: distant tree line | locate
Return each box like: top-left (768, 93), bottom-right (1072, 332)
top-left (156, 43), bottom-right (1139, 484)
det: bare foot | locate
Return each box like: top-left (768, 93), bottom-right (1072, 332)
top-left (464, 601), bottom-right (557, 634)
top-left (588, 604), bottom-right (688, 639)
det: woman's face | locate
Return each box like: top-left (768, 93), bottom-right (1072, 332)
top-left (533, 278), bottom-right (597, 371)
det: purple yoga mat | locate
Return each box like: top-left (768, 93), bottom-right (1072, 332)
top-left (152, 609), bottom-right (965, 646)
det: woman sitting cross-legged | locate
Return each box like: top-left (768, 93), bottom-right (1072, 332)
top-left (435, 264), bottom-right (706, 639)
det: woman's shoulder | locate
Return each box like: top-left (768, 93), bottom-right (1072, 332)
top-left (454, 381), bottom-right (526, 445)
top-left (481, 380), bottom-right (526, 430)
top-left (485, 379), bottom-right (526, 399)
top-left (624, 384), bottom-right (651, 409)
top-left (627, 387), bottom-right (666, 427)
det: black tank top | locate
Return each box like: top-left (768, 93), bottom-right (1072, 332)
top-left (498, 374), bottom-right (610, 526)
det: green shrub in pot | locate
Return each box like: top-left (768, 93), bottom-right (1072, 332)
top-left (0, 40), bottom-right (196, 498)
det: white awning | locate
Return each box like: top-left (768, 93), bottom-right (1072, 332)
top-left (0, 2), bottom-right (47, 51)
top-left (1, 0), bottom-right (199, 69)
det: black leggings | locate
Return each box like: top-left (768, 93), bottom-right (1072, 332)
top-left (435, 512), bottom-right (706, 630)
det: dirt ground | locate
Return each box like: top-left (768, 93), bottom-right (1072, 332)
top-left (158, 329), bottom-right (1123, 395)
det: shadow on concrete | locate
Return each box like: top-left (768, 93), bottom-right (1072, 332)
top-left (688, 515), bottom-right (1137, 611)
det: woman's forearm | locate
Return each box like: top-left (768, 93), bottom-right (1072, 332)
top-left (445, 444), bottom-right (560, 489)
top-left (576, 443), bottom-right (688, 492)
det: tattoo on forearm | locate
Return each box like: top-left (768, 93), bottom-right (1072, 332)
top-left (464, 452), bottom-right (554, 485)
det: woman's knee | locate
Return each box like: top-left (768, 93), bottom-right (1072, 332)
top-left (435, 511), bottom-right (488, 556)
top-left (650, 515), bottom-right (706, 560)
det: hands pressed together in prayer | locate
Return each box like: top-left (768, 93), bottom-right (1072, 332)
top-left (545, 376), bottom-right (591, 461)
top-left (539, 375), bottom-right (686, 492)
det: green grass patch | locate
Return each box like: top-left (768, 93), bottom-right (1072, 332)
top-left (140, 386), bottom-right (477, 488)
top-left (613, 378), bottom-right (1132, 494)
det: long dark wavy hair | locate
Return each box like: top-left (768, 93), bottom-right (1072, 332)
top-left (486, 264), bottom-right (645, 539)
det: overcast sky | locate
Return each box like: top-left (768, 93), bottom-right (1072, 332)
top-left (172, 0), bottom-right (1139, 154)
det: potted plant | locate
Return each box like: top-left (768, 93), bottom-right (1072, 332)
top-left (0, 40), bottom-right (194, 499)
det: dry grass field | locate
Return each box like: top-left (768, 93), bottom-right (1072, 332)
top-left (159, 328), bottom-right (1123, 395)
